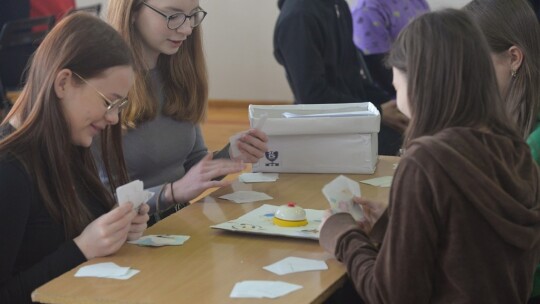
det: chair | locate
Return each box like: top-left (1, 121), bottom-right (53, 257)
top-left (69, 4), bottom-right (102, 17)
top-left (0, 15), bottom-right (55, 90)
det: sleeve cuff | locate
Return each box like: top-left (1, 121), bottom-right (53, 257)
top-left (213, 143), bottom-right (231, 160)
top-left (58, 240), bottom-right (87, 270)
top-left (369, 209), bottom-right (389, 246)
top-left (319, 213), bottom-right (360, 256)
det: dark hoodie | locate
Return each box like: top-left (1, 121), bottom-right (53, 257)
top-left (320, 127), bottom-right (540, 303)
top-left (273, 0), bottom-right (402, 155)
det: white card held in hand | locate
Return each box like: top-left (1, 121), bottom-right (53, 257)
top-left (229, 114), bottom-right (268, 159)
top-left (116, 180), bottom-right (154, 211)
top-left (322, 175), bottom-right (364, 221)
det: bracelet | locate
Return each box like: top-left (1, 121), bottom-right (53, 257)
top-left (157, 183), bottom-right (167, 214)
top-left (170, 182), bottom-right (179, 205)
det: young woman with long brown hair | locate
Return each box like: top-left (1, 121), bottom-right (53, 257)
top-left (107, 0), bottom-right (269, 223)
top-left (464, 0), bottom-right (540, 300)
top-left (319, 9), bottom-right (540, 303)
top-left (0, 13), bottom-right (149, 303)
top-left (464, 0), bottom-right (540, 165)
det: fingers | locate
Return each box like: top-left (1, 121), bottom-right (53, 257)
top-left (138, 203), bottom-right (150, 215)
top-left (354, 196), bottom-right (374, 206)
top-left (355, 198), bottom-right (385, 211)
top-left (234, 130), bottom-right (268, 162)
top-left (247, 129), bottom-right (269, 143)
top-left (358, 220), bottom-right (372, 234)
top-left (127, 220), bottom-right (147, 241)
top-left (200, 162), bottom-right (245, 180)
top-left (201, 152), bottom-right (213, 162)
top-left (237, 142), bottom-right (264, 162)
top-left (132, 204), bottom-right (150, 225)
top-left (202, 179), bottom-right (233, 189)
top-left (101, 203), bottom-right (133, 225)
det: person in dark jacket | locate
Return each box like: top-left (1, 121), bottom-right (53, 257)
top-left (273, 0), bottom-right (406, 156)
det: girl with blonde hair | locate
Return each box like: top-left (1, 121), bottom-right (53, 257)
top-left (107, 0), bottom-right (268, 223)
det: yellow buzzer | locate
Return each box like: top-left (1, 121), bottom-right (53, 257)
top-left (273, 202), bottom-right (308, 227)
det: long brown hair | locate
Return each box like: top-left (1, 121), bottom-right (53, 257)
top-left (387, 9), bottom-right (518, 144)
top-left (107, 0), bottom-right (208, 128)
top-left (464, 0), bottom-right (540, 139)
top-left (0, 13), bottom-right (132, 238)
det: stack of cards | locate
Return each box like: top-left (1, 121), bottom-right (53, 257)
top-left (116, 180), bottom-right (154, 211)
top-left (322, 175), bottom-right (364, 221)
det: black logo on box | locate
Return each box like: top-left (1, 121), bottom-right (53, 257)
top-left (265, 151), bottom-right (280, 167)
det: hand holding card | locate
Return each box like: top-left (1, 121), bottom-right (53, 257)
top-left (229, 114), bottom-right (268, 158)
top-left (116, 180), bottom-right (154, 211)
top-left (322, 175), bottom-right (364, 221)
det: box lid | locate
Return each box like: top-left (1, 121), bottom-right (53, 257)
top-left (249, 102), bottom-right (380, 135)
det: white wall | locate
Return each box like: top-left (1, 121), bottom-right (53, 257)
top-left (77, 0), bottom-right (470, 102)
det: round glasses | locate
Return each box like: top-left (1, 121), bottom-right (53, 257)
top-left (73, 72), bottom-right (129, 114)
top-left (142, 2), bottom-right (207, 30)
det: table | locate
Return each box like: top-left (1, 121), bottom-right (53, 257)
top-left (32, 156), bottom-right (398, 304)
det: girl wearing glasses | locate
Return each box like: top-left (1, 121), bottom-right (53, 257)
top-left (107, 0), bottom-right (268, 223)
top-left (319, 9), bottom-right (540, 303)
top-left (0, 13), bottom-right (149, 303)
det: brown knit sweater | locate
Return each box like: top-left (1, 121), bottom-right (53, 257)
top-left (320, 127), bottom-right (540, 303)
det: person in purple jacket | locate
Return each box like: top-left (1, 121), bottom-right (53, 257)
top-left (352, 0), bottom-right (429, 95)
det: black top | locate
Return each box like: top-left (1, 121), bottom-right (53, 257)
top-left (0, 125), bottom-right (107, 303)
top-left (364, 53), bottom-right (395, 96)
top-left (273, 0), bottom-right (402, 155)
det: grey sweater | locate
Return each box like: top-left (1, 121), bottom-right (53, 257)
top-left (96, 69), bottom-right (229, 214)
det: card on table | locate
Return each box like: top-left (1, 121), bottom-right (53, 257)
top-left (359, 176), bottom-right (393, 187)
top-left (219, 191), bottom-right (273, 204)
top-left (322, 175), bottom-right (364, 221)
top-left (238, 172), bottom-right (279, 183)
top-left (128, 235), bottom-right (190, 247)
top-left (74, 262), bottom-right (139, 280)
top-left (230, 280), bottom-right (302, 299)
top-left (263, 257), bottom-right (328, 275)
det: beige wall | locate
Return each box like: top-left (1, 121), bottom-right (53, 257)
top-left (77, 0), bottom-right (471, 102)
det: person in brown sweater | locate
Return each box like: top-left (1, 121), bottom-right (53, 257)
top-left (319, 9), bottom-right (540, 304)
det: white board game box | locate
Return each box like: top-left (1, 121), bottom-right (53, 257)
top-left (249, 103), bottom-right (379, 174)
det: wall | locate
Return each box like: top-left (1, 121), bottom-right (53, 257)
top-left (76, 0), bottom-right (471, 102)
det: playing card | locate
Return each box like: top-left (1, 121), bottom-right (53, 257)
top-left (322, 175), bottom-right (364, 221)
top-left (116, 180), bottom-right (154, 211)
top-left (128, 235), bottom-right (190, 247)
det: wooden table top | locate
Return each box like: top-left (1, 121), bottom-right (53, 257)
top-left (32, 156), bottom-right (398, 304)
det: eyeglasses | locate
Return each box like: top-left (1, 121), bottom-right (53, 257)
top-left (142, 2), bottom-right (207, 30)
top-left (73, 72), bottom-right (129, 114)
